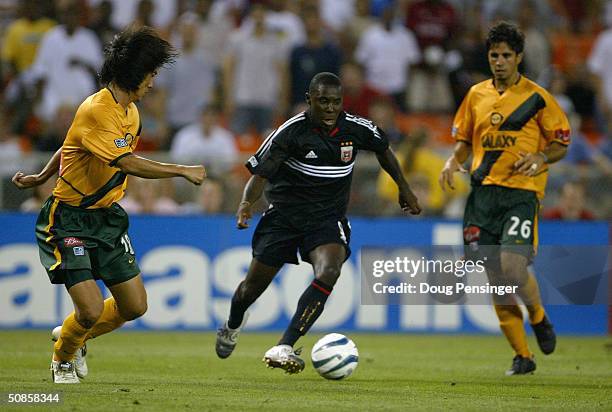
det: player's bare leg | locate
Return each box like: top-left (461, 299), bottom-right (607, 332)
top-left (264, 244), bottom-right (345, 374)
top-left (217, 259), bottom-right (280, 358)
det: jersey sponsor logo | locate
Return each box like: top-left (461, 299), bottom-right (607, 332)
top-left (63, 237), bottom-right (83, 247)
top-left (73, 246), bottom-right (85, 256)
top-left (248, 156), bottom-right (259, 168)
top-left (305, 150), bottom-right (318, 159)
top-left (114, 138), bottom-right (128, 148)
top-left (490, 112), bottom-right (504, 125)
top-left (482, 134), bottom-right (516, 149)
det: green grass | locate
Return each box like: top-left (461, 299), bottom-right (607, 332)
top-left (0, 331), bottom-right (611, 411)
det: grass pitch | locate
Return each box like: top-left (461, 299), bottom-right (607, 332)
top-left (0, 331), bottom-right (610, 411)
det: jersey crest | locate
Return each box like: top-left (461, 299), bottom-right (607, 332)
top-left (340, 141), bottom-right (353, 163)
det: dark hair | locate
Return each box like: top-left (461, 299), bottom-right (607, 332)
top-left (308, 72), bottom-right (342, 94)
top-left (486, 21), bottom-right (525, 54)
top-left (99, 26), bottom-right (177, 92)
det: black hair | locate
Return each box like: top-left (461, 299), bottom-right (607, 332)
top-left (308, 72), bottom-right (342, 94)
top-left (99, 26), bottom-right (177, 92)
top-left (486, 21), bottom-right (525, 54)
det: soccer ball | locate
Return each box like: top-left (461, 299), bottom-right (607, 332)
top-left (311, 333), bottom-right (359, 380)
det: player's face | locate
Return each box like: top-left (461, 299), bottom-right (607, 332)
top-left (307, 85), bottom-right (343, 131)
top-left (132, 71), bottom-right (157, 102)
top-left (488, 42), bottom-right (522, 83)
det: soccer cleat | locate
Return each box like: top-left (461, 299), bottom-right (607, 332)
top-left (505, 355), bottom-right (536, 376)
top-left (50, 359), bottom-right (80, 384)
top-left (262, 344), bottom-right (305, 374)
top-left (531, 315), bottom-right (556, 355)
top-left (51, 326), bottom-right (88, 378)
top-left (215, 312), bottom-right (249, 359)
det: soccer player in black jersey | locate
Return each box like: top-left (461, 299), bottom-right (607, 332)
top-left (215, 72), bottom-right (421, 374)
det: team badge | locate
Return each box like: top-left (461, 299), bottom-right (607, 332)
top-left (340, 141), bottom-right (353, 163)
top-left (490, 112), bottom-right (504, 125)
top-left (73, 246), bottom-right (85, 256)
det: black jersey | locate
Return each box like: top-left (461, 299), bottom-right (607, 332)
top-left (246, 111), bottom-right (389, 227)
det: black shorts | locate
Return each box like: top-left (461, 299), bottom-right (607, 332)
top-left (252, 208), bottom-right (352, 267)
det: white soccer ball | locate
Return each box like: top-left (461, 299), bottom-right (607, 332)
top-left (311, 333), bottom-right (359, 380)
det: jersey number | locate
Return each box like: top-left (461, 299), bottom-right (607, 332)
top-left (121, 234), bottom-right (135, 255)
top-left (507, 216), bottom-right (532, 239)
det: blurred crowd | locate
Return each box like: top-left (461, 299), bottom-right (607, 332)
top-left (0, 0), bottom-right (610, 220)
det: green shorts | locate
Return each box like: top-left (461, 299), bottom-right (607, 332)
top-left (463, 185), bottom-right (539, 265)
top-left (36, 196), bottom-right (140, 289)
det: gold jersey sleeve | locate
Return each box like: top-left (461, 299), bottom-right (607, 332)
top-left (452, 77), bottom-right (570, 198)
top-left (52, 88), bottom-right (141, 208)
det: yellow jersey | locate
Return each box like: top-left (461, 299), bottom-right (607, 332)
top-left (1, 17), bottom-right (56, 72)
top-left (452, 76), bottom-right (570, 198)
top-left (53, 88), bottom-right (141, 208)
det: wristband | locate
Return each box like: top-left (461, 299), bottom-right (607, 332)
top-left (538, 151), bottom-right (549, 164)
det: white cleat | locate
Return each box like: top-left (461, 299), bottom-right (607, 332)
top-left (215, 312), bottom-right (249, 359)
top-left (50, 359), bottom-right (80, 384)
top-left (51, 326), bottom-right (88, 378)
top-left (262, 344), bottom-right (305, 374)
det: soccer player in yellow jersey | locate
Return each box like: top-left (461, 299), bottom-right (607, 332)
top-left (12, 27), bottom-right (206, 383)
top-left (439, 22), bottom-right (570, 375)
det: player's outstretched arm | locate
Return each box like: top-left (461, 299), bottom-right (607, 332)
top-left (236, 175), bottom-right (266, 229)
top-left (12, 147), bottom-right (62, 189)
top-left (376, 148), bottom-right (421, 215)
top-left (116, 154), bottom-right (205, 185)
top-left (439, 141), bottom-right (470, 191)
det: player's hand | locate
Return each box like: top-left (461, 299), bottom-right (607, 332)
top-left (183, 165), bottom-right (206, 185)
top-left (399, 185), bottom-right (422, 215)
top-left (236, 201), bottom-right (252, 229)
top-left (439, 155), bottom-right (467, 191)
top-left (12, 172), bottom-right (43, 189)
top-left (513, 152), bottom-right (545, 177)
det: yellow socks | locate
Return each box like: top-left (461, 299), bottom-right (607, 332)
top-left (494, 301), bottom-right (531, 358)
top-left (53, 312), bottom-right (89, 362)
top-left (85, 297), bottom-right (126, 340)
top-left (518, 273), bottom-right (545, 324)
top-left (53, 298), bottom-right (126, 362)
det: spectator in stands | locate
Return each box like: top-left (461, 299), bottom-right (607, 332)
top-left (517, 0), bottom-right (551, 83)
top-left (171, 104), bottom-right (238, 174)
top-left (241, 0), bottom-right (306, 48)
top-left (194, 0), bottom-right (233, 70)
top-left (1, 0), bottom-right (55, 82)
top-left (20, 174), bottom-right (56, 212)
top-left (180, 178), bottom-right (225, 214)
top-left (88, 0), bottom-right (118, 47)
top-left (405, 0), bottom-right (458, 112)
top-left (355, 2), bottom-right (420, 112)
top-left (27, 0), bottom-right (102, 123)
top-left (319, 0), bottom-right (356, 33)
top-left (120, 177), bottom-right (181, 215)
top-left (587, 0), bottom-right (612, 135)
top-left (543, 181), bottom-right (595, 220)
top-left (367, 98), bottom-right (404, 147)
top-left (342, 0), bottom-right (376, 55)
top-left (377, 127), bottom-right (467, 216)
top-left (34, 103), bottom-right (77, 152)
top-left (340, 61), bottom-right (386, 118)
top-left (158, 12), bottom-right (216, 139)
top-left (223, 3), bottom-right (288, 135)
top-left (102, 0), bottom-right (177, 33)
top-left (288, 6), bottom-right (342, 111)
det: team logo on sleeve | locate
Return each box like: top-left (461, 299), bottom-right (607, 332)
top-left (340, 141), bottom-right (353, 163)
top-left (114, 138), bottom-right (128, 148)
top-left (490, 112), bottom-right (504, 126)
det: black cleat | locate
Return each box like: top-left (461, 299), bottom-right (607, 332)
top-left (505, 355), bottom-right (536, 376)
top-left (531, 315), bottom-right (556, 355)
